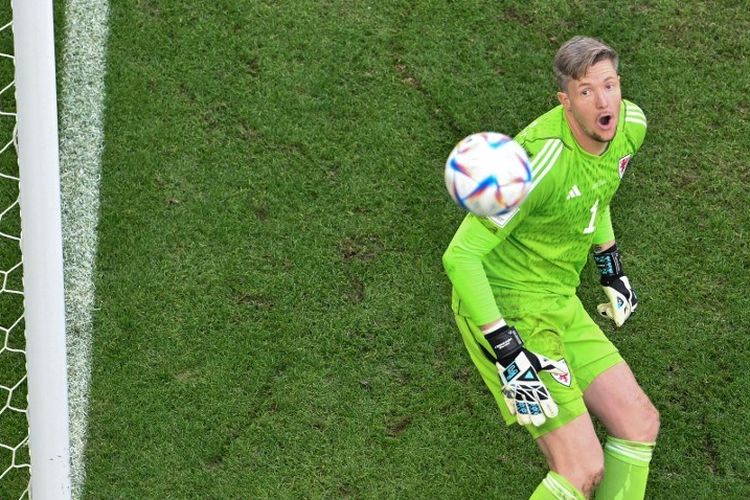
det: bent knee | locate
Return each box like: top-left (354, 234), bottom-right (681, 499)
top-left (584, 462), bottom-right (605, 494)
top-left (626, 399), bottom-right (661, 443)
top-left (554, 452), bottom-right (605, 497)
top-left (642, 403), bottom-right (661, 442)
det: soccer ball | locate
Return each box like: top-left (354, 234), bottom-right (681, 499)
top-left (444, 132), bottom-right (532, 217)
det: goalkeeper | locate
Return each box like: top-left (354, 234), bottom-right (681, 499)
top-left (443, 36), bottom-right (659, 499)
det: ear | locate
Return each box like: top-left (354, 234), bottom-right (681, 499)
top-left (557, 91), bottom-right (570, 110)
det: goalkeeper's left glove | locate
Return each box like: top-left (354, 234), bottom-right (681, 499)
top-left (594, 244), bottom-right (638, 327)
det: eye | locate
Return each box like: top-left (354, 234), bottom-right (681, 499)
top-left (581, 89), bottom-right (591, 97)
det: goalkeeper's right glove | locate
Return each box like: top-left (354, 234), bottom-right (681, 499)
top-left (484, 325), bottom-right (568, 427)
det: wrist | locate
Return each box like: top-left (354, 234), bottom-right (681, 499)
top-left (480, 317), bottom-right (507, 334)
top-left (594, 239), bottom-right (616, 253)
top-left (484, 325), bottom-right (523, 365)
top-left (594, 243), bottom-right (624, 283)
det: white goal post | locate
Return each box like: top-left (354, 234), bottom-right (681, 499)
top-left (12, 0), bottom-right (72, 497)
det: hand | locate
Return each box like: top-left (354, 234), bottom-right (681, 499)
top-left (594, 244), bottom-right (638, 327)
top-left (484, 326), bottom-right (569, 426)
top-left (597, 275), bottom-right (638, 327)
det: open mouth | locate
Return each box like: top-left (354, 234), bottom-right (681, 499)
top-left (598, 114), bottom-right (613, 127)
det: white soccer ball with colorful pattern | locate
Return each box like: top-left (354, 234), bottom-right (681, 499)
top-left (445, 132), bottom-right (532, 217)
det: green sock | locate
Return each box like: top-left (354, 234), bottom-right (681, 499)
top-left (530, 471), bottom-right (586, 500)
top-left (595, 436), bottom-right (655, 500)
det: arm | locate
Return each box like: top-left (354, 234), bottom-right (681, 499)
top-left (593, 101), bottom-right (647, 326)
top-left (443, 221), bottom-right (567, 426)
top-left (443, 132), bottom-right (545, 327)
top-left (591, 205), bottom-right (638, 326)
top-left (592, 203), bottom-right (615, 252)
top-left (442, 214), bottom-right (505, 328)
top-left (443, 178), bottom-right (568, 426)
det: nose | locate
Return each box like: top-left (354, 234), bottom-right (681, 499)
top-left (595, 90), bottom-right (607, 108)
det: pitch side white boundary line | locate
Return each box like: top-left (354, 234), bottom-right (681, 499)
top-left (58, 0), bottom-right (109, 496)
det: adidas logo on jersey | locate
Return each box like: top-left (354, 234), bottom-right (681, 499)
top-left (566, 185), bottom-right (582, 200)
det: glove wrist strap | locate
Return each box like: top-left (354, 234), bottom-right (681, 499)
top-left (484, 325), bottom-right (523, 366)
top-left (594, 243), bottom-right (624, 285)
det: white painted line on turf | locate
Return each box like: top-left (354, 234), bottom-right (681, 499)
top-left (58, 0), bottom-right (109, 497)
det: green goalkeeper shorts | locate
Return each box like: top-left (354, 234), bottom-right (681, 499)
top-left (453, 293), bottom-right (623, 439)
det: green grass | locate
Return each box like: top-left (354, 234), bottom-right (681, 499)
top-left (87, 0), bottom-right (750, 498)
top-left (0, 8), bottom-right (28, 498)
top-left (2, 0), bottom-right (750, 498)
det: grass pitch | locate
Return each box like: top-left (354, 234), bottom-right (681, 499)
top-left (3, 0), bottom-right (750, 498)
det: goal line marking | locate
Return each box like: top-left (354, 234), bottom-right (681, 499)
top-left (58, 0), bottom-right (110, 496)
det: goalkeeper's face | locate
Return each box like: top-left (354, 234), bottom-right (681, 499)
top-left (557, 59), bottom-right (622, 151)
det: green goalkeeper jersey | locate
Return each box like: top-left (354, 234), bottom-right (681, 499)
top-left (443, 99), bottom-right (647, 325)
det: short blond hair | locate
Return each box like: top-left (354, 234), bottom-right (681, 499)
top-left (553, 36), bottom-right (619, 91)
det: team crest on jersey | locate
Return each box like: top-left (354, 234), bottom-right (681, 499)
top-left (618, 155), bottom-right (632, 178)
top-left (551, 359), bottom-right (572, 387)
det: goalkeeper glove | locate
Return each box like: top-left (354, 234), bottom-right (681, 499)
top-left (484, 325), bottom-right (568, 427)
top-left (594, 244), bottom-right (638, 327)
